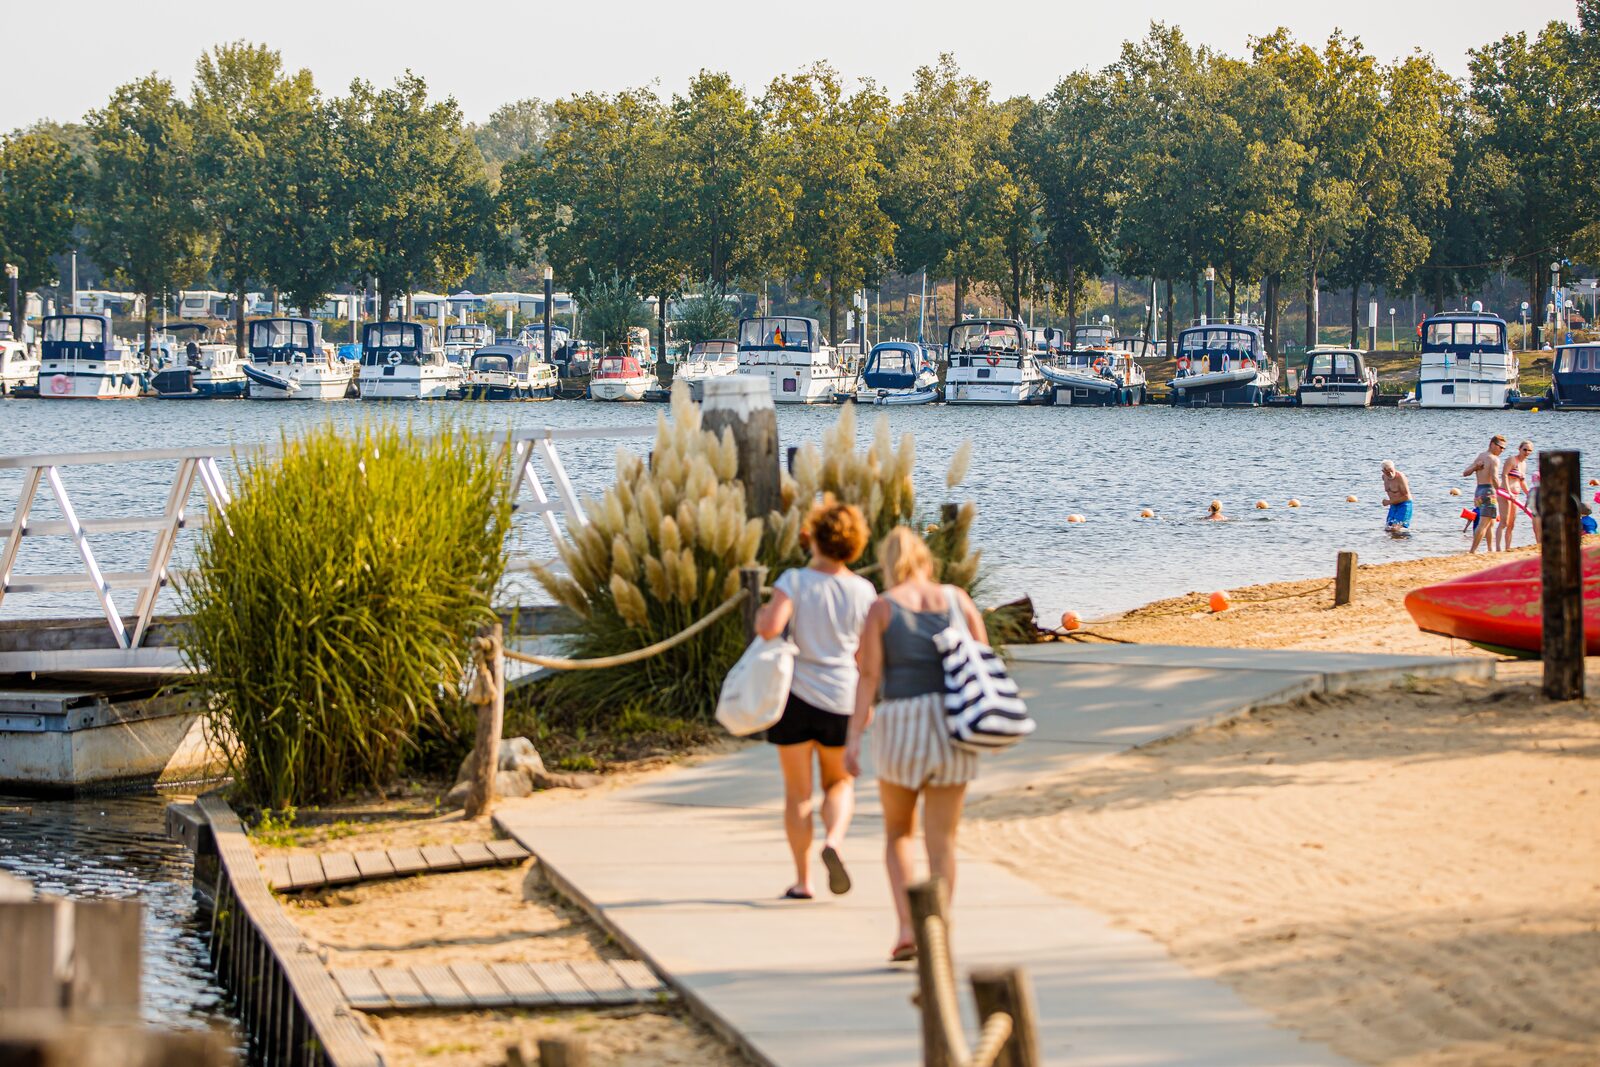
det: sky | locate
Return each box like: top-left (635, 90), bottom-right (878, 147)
top-left (5, 0), bottom-right (1580, 131)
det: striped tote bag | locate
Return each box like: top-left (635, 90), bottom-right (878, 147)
top-left (932, 586), bottom-right (1035, 754)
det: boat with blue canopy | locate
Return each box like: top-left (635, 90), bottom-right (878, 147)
top-left (243, 317), bottom-right (353, 401)
top-left (841, 341), bottom-right (939, 405)
top-left (1545, 342), bottom-right (1600, 409)
top-left (1168, 323), bottom-right (1278, 407)
top-left (34, 314), bottom-right (145, 399)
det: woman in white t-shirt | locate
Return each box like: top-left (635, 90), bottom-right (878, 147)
top-left (754, 500), bottom-right (877, 900)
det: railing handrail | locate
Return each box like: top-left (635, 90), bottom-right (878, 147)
top-left (0, 425), bottom-right (657, 471)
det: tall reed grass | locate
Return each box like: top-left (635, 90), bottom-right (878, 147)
top-left (180, 421), bottom-right (512, 810)
top-left (523, 386), bottom-right (980, 735)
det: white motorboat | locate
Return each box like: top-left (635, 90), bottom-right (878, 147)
top-left (1169, 323), bottom-right (1279, 407)
top-left (736, 316), bottom-right (851, 404)
top-left (589, 349), bottom-right (655, 401)
top-left (1296, 348), bottom-right (1376, 407)
top-left (243, 317), bottom-right (354, 401)
top-left (844, 341), bottom-right (940, 405)
top-left (1416, 308), bottom-right (1514, 408)
top-left (673, 338), bottom-right (740, 400)
top-left (35, 314), bottom-right (145, 399)
top-left (943, 319), bottom-right (1045, 405)
top-left (0, 331), bottom-right (38, 396)
top-left (358, 321), bottom-right (460, 400)
top-left (463, 343), bottom-right (557, 401)
top-left (150, 324), bottom-right (248, 398)
top-left (1040, 346), bottom-right (1148, 406)
top-left (443, 323), bottom-right (495, 365)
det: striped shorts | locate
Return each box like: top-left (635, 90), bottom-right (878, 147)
top-left (873, 692), bottom-right (980, 790)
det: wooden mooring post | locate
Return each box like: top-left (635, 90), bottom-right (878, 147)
top-left (740, 566), bottom-right (767, 644)
top-left (906, 877), bottom-right (1038, 1067)
top-left (464, 621), bottom-right (506, 819)
top-left (701, 376), bottom-right (780, 518)
top-left (1539, 450), bottom-right (1584, 700)
top-left (1334, 551), bottom-right (1357, 606)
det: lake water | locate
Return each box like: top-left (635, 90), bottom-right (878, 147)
top-left (0, 394), bottom-right (1594, 623)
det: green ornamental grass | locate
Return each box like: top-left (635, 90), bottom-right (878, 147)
top-left (180, 421), bottom-right (512, 810)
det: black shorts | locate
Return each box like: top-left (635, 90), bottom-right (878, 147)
top-left (765, 692), bottom-right (849, 748)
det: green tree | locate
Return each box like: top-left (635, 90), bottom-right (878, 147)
top-left (256, 97), bottom-right (351, 316)
top-left (470, 97), bottom-right (553, 176)
top-left (668, 71), bottom-right (774, 291)
top-left (674, 283), bottom-right (737, 345)
top-left (191, 42), bottom-right (320, 351)
top-left (0, 130), bottom-right (83, 301)
top-left (83, 76), bottom-right (213, 359)
top-left (577, 270), bottom-right (651, 355)
top-left (334, 73), bottom-right (499, 319)
top-left (759, 63), bottom-right (895, 342)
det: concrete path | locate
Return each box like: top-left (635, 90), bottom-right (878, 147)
top-left (496, 645), bottom-right (1492, 1066)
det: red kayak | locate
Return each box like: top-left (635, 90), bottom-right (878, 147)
top-left (1405, 547), bottom-right (1600, 656)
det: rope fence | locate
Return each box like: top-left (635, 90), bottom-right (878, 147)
top-left (501, 588), bottom-right (749, 671)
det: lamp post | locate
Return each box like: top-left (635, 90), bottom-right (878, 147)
top-left (1203, 266), bottom-right (1215, 324)
top-left (1520, 301), bottom-right (1529, 349)
top-left (1388, 307), bottom-right (1396, 351)
top-left (1550, 261), bottom-right (1561, 346)
top-left (5, 264), bottom-right (18, 343)
top-left (542, 266), bottom-right (554, 367)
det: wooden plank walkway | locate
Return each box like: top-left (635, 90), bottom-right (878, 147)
top-left (329, 961), bottom-right (671, 1013)
top-left (263, 840), bottom-right (531, 892)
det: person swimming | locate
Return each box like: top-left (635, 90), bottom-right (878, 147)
top-left (1206, 499), bottom-right (1228, 522)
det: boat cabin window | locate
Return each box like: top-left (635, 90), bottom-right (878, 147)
top-left (365, 323), bottom-right (421, 350)
top-left (44, 317), bottom-right (105, 344)
top-left (1307, 352), bottom-right (1358, 377)
top-left (948, 323), bottom-right (1022, 355)
top-left (1426, 320), bottom-right (1505, 348)
top-left (446, 325), bottom-right (489, 343)
top-left (598, 356), bottom-right (633, 375)
top-left (740, 318), bottom-right (814, 351)
top-left (251, 320), bottom-right (313, 351)
top-left (1179, 329), bottom-right (1256, 358)
top-left (474, 355), bottom-right (512, 373)
top-left (1558, 346), bottom-right (1598, 372)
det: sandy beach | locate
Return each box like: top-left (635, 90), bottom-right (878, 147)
top-left (967, 547), bottom-right (1599, 1065)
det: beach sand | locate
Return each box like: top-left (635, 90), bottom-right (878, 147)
top-left (966, 548), bottom-right (1600, 1065)
top-left (262, 799), bottom-right (746, 1067)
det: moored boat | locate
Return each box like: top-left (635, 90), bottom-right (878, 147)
top-left (1040, 344), bottom-right (1147, 406)
top-left (358, 321), bottom-right (460, 400)
top-left (674, 339), bottom-right (740, 400)
top-left (35, 314), bottom-right (145, 399)
top-left (0, 334), bottom-right (38, 397)
top-left (243, 318), bottom-right (354, 400)
top-left (1405, 546), bottom-right (1600, 656)
top-left (463, 343), bottom-right (557, 400)
top-left (151, 324), bottom-right (248, 398)
top-left (589, 348), bottom-right (655, 401)
top-left (443, 323), bottom-right (495, 365)
top-left (943, 319), bottom-right (1044, 406)
top-left (1296, 347), bottom-right (1376, 407)
top-left (1544, 342), bottom-right (1600, 409)
top-left (844, 341), bottom-right (940, 405)
top-left (1168, 323), bottom-right (1278, 407)
top-left (1416, 307), bottom-right (1514, 408)
top-left (736, 316), bottom-right (850, 404)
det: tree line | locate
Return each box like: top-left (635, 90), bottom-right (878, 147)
top-left (0, 9), bottom-right (1596, 358)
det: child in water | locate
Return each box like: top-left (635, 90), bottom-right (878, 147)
top-left (1582, 504), bottom-right (1597, 536)
top-left (1206, 500), bottom-right (1228, 522)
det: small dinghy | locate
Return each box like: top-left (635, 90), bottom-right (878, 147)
top-left (1404, 546), bottom-right (1600, 657)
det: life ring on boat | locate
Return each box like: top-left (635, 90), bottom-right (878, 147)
top-left (386, 351), bottom-right (402, 366)
top-left (1176, 356), bottom-right (1190, 372)
top-left (985, 354), bottom-right (999, 367)
top-left (1093, 356), bottom-right (1110, 374)
top-left (1241, 358), bottom-right (1255, 370)
top-left (49, 374), bottom-right (71, 395)
top-left (1312, 375), bottom-right (1326, 388)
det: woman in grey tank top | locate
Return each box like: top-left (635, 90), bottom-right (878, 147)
top-left (846, 527), bottom-right (985, 962)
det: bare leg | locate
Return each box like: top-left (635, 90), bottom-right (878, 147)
top-left (1502, 510), bottom-right (1516, 550)
top-left (815, 744), bottom-right (856, 851)
top-left (879, 779), bottom-right (920, 950)
top-left (777, 742), bottom-right (817, 896)
top-left (1471, 512), bottom-right (1490, 553)
top-left (921, 784), bottom-right (968, 903)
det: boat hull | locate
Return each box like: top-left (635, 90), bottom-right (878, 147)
top-left (244, 363), bottom-right (354, 400)
top-left (844, 385), bottom-right (940, 406)
top-left (1297, 384), bottom-right (1374, 407)
top-left (1417, 378), bottom-right (1510, 408)
top-left (741, 364), bottom-right (851, 404)
top-left (1405, 547), bottom-right (1600, 656)
top-left (358, 370), bottom-right (457, 400)
top-left (1170, 368), bottom-right (1274, 407)
top-left (36, 363), bottom-right (144, 399)
top-left (589, 376), bottom-right (654, 401)
top-left (152, 367), bottom-right (249, 398)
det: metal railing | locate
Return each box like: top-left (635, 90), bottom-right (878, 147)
top-left (0, 425), bottom-right (653, 673)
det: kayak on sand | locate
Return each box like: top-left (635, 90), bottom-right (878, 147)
top-left (1404, 546), bottom-right (1600, 657)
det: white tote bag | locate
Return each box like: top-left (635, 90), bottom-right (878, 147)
top-left (715, 637), bottom-right (797, 736)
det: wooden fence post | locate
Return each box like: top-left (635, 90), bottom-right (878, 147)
top-left (741, 566), bottom-right (767, 645)
top-left (1334, 551), bottom-right (1357, 606)
top-left (970, 968), bottom-right (1040, 1067)
top-left (1539, 450), bottom-right (1584, 700)
top-left (464, 622), bottom-right (505, 819)
top-left (907, 878), bottom-right (962, 1067)
top-left (702, 376), bottom-right (780, 519)
top-left (538, 1037), bottom-right (590, 1067)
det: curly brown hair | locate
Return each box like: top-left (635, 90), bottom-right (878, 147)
top-left (800, 498), bottom-right (869, 564)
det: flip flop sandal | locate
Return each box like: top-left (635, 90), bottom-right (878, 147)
top-left (820, 845), bottom-right (852, 896)
top-left (889, 940), bottom-right (917, 963)
top-left (782, 887), bottom-right (813, 900)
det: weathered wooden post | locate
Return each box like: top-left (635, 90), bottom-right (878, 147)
top-left (907, 878), bottom-right (960, 1067)
top-left (970, 968), bottom-right (1040, 1067)
top-left (464, 622), bottom-right (506, 819)
top-left (539, 1038), bottom-right (590, 1067)
top-left (1539, 450), bottom-right (1584, 700)
top-left (1334, 551), bottom-right (1357, 606)
top-left (741, 566), bottom-right (766, 644)
top-left (701, 376), bottom-right (780, 518)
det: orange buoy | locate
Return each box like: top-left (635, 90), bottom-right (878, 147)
top-left (1208, 590), bottom-right (1230, 613)
top-left (1067, 514), bottom-right (1086, 524)
top-left (1255, 500), bottom-right (1268, 510)
top-left (1287, 498), bottom-right (1301, 508)
top-left (1140, 508), bottom-right (1154, 518)
top-left (1346, 494), bottom-right (1359, 503)
top-left (1060, 610), bottom-right (1080, 631)
top-left (1590, 479), bottom-right (1598, 487)
top-left (1459, 507), bottom-right (1478, 522)
top-left (1449, 487), bottom-right (1462, 496)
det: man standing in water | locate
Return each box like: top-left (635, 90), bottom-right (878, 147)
top-left (1463, 435), bottom-right (1507, 553)
top-left (1381, 460), bottom-right (1412, 532)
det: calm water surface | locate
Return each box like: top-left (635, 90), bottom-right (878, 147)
top-left (1, 395), bottom-right (1596, 621)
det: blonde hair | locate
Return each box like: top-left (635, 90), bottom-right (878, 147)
top-left (1209, 499), bottom-right (1223, 514)
top-left (879, 526), bottom-right (934, 586)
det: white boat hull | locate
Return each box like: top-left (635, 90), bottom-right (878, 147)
top-left (36, 362), bottom-right (144, 399)
top-left (1298, 386), bottom-right (1374, 407)
top-left (359, 368), bottom-right (458, 400)
top-left (741, 364), bottom-right (850, 404)
top-left (247, 363), bottom-right (354, 400)
top-left (852, 385), bottom-right (940, 406)
top-left (590, 376), bottom-right (654, 401)
top-left (1417, 379), bottom-right (1510, 408)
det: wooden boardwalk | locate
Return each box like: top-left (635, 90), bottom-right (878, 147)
top-left (330, 960), bottom-right (670, 1013)
top-left (261, 839), bottom-right (530, 892)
